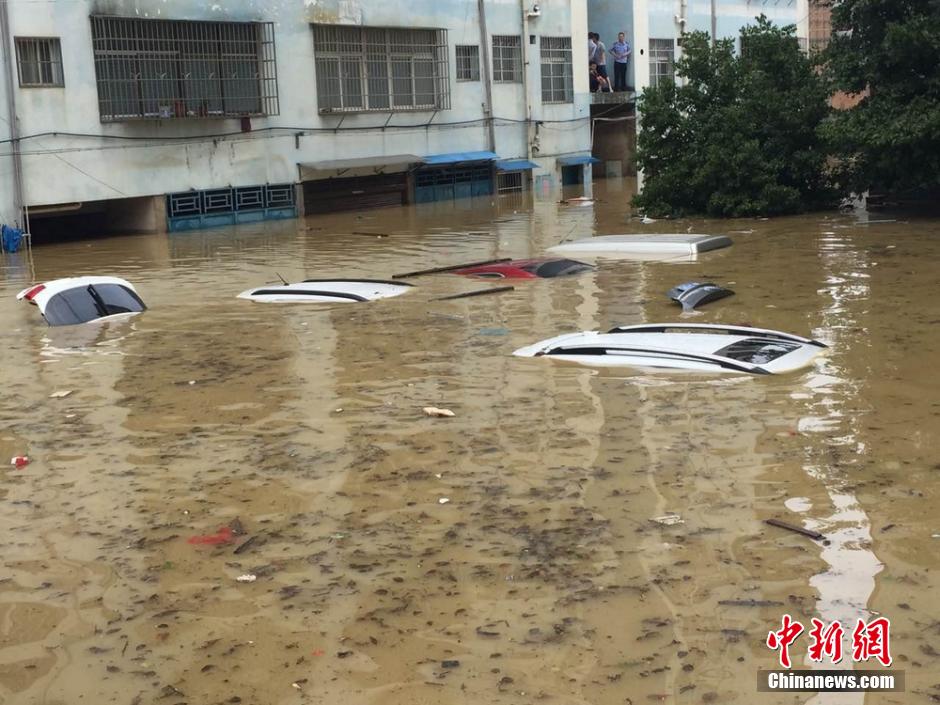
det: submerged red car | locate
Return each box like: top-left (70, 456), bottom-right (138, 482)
top-left (453, 258), bottom-right (595, 280)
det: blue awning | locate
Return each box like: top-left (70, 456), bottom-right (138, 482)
top-left (422, 150), bottom-right (499, 165)
top-left (496, 159), bottom-right (540, 172)
top-left (557, 155), bottom-right (601, 166)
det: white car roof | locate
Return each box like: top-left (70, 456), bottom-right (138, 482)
top-left (548, 234), bottom-right (732, 259)
top-left (237, 279), bottom-right (413, 303)
top-left (17, 276), bottom-right (139, 309)
top-left (514, 324), bottom-right (827, 375)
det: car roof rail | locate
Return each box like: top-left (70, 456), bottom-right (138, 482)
top-left (539, 344), bottom-right (771, 375)
top-left (605, 323), bottom-right (827, 348)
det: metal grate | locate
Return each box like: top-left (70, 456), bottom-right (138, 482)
top-left (15, 38), bottom-right (64, 87)
top-left (492, 35), bottom-right (522, 83)
top-left (497, 171), bottom-right (523, 193)
top-left (312, 25), bottom-right (450, 113)
top-left (90, 16), bottom-right (279, 122)
top-left (540, 36), bottom-right (572, 103)
top-left (167, 184), bottom-right (294, 217)
top-left (456, 44), bottom-right (480, 81)
top-left (649, 38), bottom-right (675, 87)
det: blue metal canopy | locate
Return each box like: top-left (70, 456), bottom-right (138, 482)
top-left (422, 150), bottom-right (499, 165)
top-left (495, 159), bottom-right (540, 172)
top-left (557, 155), bottom-right (601, 166)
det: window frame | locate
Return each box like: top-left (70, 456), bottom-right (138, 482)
top-left (492, 34), bottom-right (522, 83)
top-left (540, 36), bottom-right (573, 104)
top-left (455, 44), bottom-right (480, 82)
top-left (649, 38), bottom-right (675, 87)
top-left (312, 25), bottom-right (450, 114)
top-left (89, 16), bottom-right (279, 122)
top-left (15, 37), bottom-right (64, 88)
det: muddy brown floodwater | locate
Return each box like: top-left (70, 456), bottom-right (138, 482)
top-left (1, 179), bottom-right (939, 705)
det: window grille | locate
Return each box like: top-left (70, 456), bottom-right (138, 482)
top-left (312, 25), bottom-right (450, 113)
top-left (456, 44), bottom-right (480, 81)
top-left (649, 38), bottom-right (675, 87)
top-left (15, 38), bottom-right (64, 87)
top-left (89, 16), bottom-right (279, 122)
top-left (492, 35), bottom-right (522, 83)
top-left (540, 36), bottom-right (572, 103)
top-left (497, 171), bottom-right (523, 193)
top-left (167, 184), bottom-right (294, 217)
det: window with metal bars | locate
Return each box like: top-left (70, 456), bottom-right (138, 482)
top-left (456, 44), bottom-right (480, 81)
top-left (312, 25), bottom-right (450, 113)
top-left (492, 35), bottom-right (522, 83)
top-left (89, 16), bottom-right (279, 122)
top-left (497, 171), bottom-right (523, 193)
top-left (540, 36), bottom-right (572, 103)
top-left (15, 38), bottom-right (64, 87)
top-left (649, 38), bottom-right (675, 87)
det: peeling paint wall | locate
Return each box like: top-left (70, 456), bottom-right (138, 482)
top-left (0, 0), bottom-right (591, 221)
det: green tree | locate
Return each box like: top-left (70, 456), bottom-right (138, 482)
top-left (634, 17), bottom-right (832, 217)
top-left (822, 0), bottom-right (940, 196)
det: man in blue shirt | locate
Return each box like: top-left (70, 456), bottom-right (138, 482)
top-left (611, 32), bottom-right (631, 92)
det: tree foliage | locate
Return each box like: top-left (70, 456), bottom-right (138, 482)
top-left (821, 0), bottom-right (940, 196)
top-left (633, 17), bottom-right (832, 217)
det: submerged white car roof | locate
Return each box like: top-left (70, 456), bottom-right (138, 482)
top-left (16, 276), bottom-right (145, 327)
top-left (548, 234), bottom-right (732, 259)
top-left (237, 279), bottom-right (413, 303)
top-left (513, 323), bottom-right (827, 375)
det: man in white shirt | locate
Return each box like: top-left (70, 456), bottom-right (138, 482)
top-left (610, 32), bottom-right (631, 91)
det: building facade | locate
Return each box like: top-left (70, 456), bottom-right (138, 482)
top-left (0, 0), bottom-right (593, 235)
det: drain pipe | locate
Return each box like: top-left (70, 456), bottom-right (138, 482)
top-left (0, 1), bottom-right (24, 229)
top-left (477, 0), bottom-right (496, 153)
top-left (520, 0), bottom-right (532, 160)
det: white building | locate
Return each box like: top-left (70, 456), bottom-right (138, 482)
top-left (0, 0), bottom-right (593, 236)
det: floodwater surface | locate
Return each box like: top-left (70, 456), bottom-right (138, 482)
top-left (1, 180), bottom-right (938, 704)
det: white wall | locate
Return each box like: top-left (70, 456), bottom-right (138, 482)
top-left (0, 0), bottom-right (591, 222)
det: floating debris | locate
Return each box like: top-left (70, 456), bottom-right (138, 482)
top-left (650, 514), bottom-right (684, 526)
top-left (438, 498), bottom-right (451, 505)
top-left (235, 574), bottom-right (257, 583)
top-left (424, 407), bottom-right (455, 418)
top-left (9, 456), bottom-right (29, 469)
top-left (49, 390), bottom-right (73, 398)
top-left (187, 526), bottom-right (234, 545)
top-left (765, 518), bottom-right (825, 541)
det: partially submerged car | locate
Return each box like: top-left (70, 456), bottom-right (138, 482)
top-left (452, 258), bottom-right (594, 280)
top-left (237, 279), bottom-right (413, 303)
top-left (667, 281), bottom-right (735, 311)
top-left (513, 323), bottom-right (827, 375)
top-left (548, 234), bottom-right (732, 259)
top-left (17, 276), bottom-right (146, 327)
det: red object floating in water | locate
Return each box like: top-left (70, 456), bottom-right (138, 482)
top-left (10, 456), bottom-right (29, 469)
top-left (187, 526), bottom-right (234, 545)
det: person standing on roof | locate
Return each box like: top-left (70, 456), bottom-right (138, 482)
top-left (611, 32), bottom-right (631, 91)
top-left (592, 33), bottom-right (609, 81)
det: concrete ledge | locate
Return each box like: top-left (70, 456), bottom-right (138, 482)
top-left (591, 91), bottom-right (636, 105)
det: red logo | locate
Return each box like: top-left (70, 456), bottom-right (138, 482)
top-left (766, 615), bottom-right (892, 667)
top-left (852, 617), bottom-right (892, 667)
top-left (766, 615), bottom-right (805, 668)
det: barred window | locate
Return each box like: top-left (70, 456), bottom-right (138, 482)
top-left (540, 36), bottom-right (572, 103)
top-left (312, 25), bottom-right (450, 113)
top-left (456, 44), bottom-right (480, 81)
top-left (15, 38), bottom-right (64, 87)
top-left (89, 16), bottom-right (279, 122)
top-left (492, 35), bottom-right (522, 83)
top-left (649, 38), bottom-right (675, 87)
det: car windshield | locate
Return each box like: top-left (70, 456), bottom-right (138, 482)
top-left (714, 338), bottom-right (799, 365)
top-left (43, 284), bottom-right (146, 326)
top-left (528, 259), bottom-right (594, 278)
